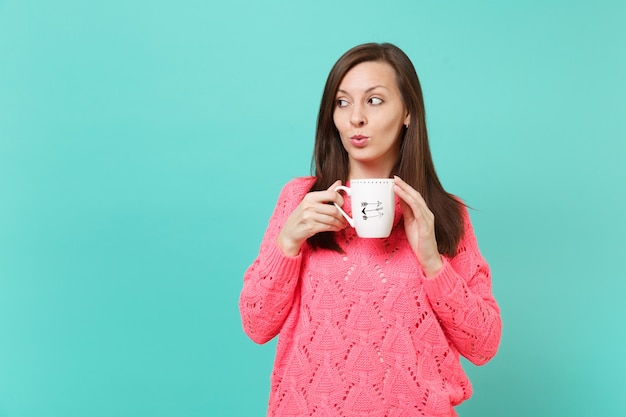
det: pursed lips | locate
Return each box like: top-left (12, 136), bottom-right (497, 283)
top-left (349, 135), bottom-right (369, 147)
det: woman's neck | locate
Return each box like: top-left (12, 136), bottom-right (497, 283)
top-left (348, 161), bottom-right (394, 180)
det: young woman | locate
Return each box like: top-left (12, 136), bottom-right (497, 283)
top-left (240, 42), bottom-right (501, 417)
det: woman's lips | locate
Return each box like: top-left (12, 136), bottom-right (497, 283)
top-left (350, 135), bottom-right (369, 147)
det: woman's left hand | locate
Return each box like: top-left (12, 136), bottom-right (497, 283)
top-left (393, 176), bottom-right (443, 277)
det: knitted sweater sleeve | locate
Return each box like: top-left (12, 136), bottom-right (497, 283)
top-left (421, 206), bottom-right (502, 365)
top-left (239, 178), bottom-right (312, 344)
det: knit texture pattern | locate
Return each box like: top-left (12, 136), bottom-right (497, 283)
top-left (240, 177), bottom-right (501, 417)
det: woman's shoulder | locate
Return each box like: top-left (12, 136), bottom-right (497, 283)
top-left (270, 176), bottom-right (316, 217)
top-left (449, 195), bottom-right (480, 247)
top-left (280, 176), bottom-right (316, 196)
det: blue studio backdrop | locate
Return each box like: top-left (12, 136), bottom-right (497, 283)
top-left (1, 1), bottom-right (625, 416)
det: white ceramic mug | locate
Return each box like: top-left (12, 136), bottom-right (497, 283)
top-left (333, 178), bottom-right (395, 238)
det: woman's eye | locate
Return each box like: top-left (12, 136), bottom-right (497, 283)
top-left (336, 99), bottom-right (349, 107)
top-left (369, 97), bottom-right (383, 105)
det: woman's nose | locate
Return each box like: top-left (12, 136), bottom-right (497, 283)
top-left (350, 106), bottom-right (366, 127)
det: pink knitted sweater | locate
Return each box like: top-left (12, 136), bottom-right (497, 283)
top-left (240, 177), bottom-right (501, 417)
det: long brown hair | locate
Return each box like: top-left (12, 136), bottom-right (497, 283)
top-left (308, 42), bottom-right (464, 257)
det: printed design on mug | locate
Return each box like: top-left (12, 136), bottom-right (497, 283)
top-left (360, 201), bottom-right (384, 220)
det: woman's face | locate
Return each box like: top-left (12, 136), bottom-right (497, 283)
top-left (333, 60), bottom-right (410, 178)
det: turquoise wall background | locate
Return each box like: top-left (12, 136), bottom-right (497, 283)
top-left (1, 1), bottom-right (624, 416)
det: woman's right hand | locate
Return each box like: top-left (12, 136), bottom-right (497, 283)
top-left (277, 180), bottom-right (348, 256)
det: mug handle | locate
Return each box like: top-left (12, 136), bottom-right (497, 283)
top-left (333, 185), bottom-right (355, 228)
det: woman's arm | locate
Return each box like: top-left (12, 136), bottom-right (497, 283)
top-left (239, 179), bottom-right (310, 344)
top-left (239, 177), bottom-right (347, 344)
top-left (422, 208), bottom-right (502, 365)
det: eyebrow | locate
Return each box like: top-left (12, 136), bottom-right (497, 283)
top-left (337, 85), bottom-right (389, 95)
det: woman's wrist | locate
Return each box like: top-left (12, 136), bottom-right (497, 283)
top-left (277, 233), bottom-right (302, 257)
top-left (421, 255), bottom-right (443, 278)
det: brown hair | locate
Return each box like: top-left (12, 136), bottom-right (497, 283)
top-left (307, 42), bottom-right (465, 257)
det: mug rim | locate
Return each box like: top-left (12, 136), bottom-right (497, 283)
top-left (349, 178), bottom-right (393, 184)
